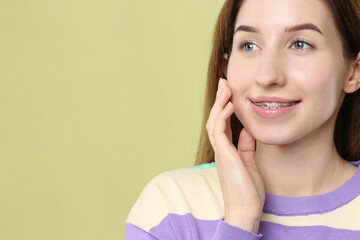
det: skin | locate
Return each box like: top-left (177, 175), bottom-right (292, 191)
top-left (206, 0), bottom-right (360, 234)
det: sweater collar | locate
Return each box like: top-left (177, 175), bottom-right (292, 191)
top-left (263, 160), bottom-right (360, 216)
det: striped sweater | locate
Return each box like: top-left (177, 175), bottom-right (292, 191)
top-left (125, 160), bottom-right (360, 239)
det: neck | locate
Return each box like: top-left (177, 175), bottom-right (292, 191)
top-left (254, 122), bottom-right (356, 197)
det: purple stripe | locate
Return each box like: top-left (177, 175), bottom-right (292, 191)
top-left (263, 160), bottom-right (360, 216)
top-left (149, 213), bottom-right (261, 239)
top-left (259, 221), bottom-right (360, 240)
top-left (125, 223), bottom-right (158, 240)
top-left (126, 213), bottom-right (360, 239)
top-left (149, 213), bottom-right (217, 239)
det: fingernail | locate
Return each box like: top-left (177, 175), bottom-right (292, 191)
top-left (218, 79), bottom-right (222, 89)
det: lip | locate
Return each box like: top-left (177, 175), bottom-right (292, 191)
top-left (250, 96), bottom-right (301, 119)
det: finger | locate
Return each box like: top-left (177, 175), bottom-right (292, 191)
top-left (238, 128), bottom-right (256, 167)
top-left (213, 101), bottom-right (235, 149)
top-left (216, 78), bottom-right (226, 98)
top-left (208, 84), bottom-right (232, 128)
top-left (207, 84), bottom-right (232, 144)
top-left (225, 112), bottom-right (233, 141)
top-left (238, 128), bottom-right (255, 152)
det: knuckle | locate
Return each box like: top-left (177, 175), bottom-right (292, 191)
top-left (211, 127), bottom-right (218, 139)
top-left (211, 126), bottom-right (216, 136)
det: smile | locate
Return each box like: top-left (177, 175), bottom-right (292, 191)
top-left (250, 97), bottom-right (302, 119)
top-left (252, 101), bottom-right (301, 109)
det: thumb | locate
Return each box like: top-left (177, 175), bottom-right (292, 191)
top-left (238, 128), bottom-right (256, 167)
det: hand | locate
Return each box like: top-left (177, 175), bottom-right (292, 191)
top-left (206, 78), bottom-right (265, 233)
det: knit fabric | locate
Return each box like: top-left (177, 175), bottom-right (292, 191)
top-left (125, 160), bottom-right (360, 239)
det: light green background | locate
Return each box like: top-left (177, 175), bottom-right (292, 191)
top-left (0, 0), bottom-right (224, 239)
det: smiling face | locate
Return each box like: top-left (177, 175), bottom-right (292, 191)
top-left (227, 0), bottom-right (352, 145)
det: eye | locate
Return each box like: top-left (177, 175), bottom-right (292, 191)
top-left (239, 41), bottom-right (260, 52)
top-left (291, 39), bottom-right (313, 51)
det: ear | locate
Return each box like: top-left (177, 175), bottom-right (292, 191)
top-left (222, 53), bottom-right (229, 79)
top-left (343, 52), bottom-right (360, 93)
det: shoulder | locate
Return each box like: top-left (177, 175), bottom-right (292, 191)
top-left (126, 163), bottom-right (224, 232)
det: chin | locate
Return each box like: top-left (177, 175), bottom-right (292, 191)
top-left (247, 126), bottom-right (300, 146)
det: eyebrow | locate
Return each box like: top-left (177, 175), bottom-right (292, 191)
top-left (234, 23), bottom-right (323, 35)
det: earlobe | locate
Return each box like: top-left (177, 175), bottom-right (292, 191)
top-left (343, 52), bottom-right (360, 93)
top-left (222, 53), bottom-right (229, 79)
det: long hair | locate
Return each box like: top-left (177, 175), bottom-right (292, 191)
top-left (195, 0), bottom-right (360, 165)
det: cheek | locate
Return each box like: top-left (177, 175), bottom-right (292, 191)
top-left (226, 57), bottom-right (255, 97)
top-left (289, 58), bottom-right (344, 117)
top-left (290, 59), bottom-right (341, 98)
top-left (226, 56), bottom-right (257, 122)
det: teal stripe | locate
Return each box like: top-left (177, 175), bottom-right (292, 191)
top-left (184, 162), bottom-right (216, 170)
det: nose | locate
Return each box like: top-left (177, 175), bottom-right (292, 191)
top-left (255, 49), bottom-right (286, 87)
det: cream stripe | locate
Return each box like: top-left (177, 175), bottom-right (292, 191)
top-left (126, 167), bottom-right (224, 232)
top-left (261, 195), bottom-right (360, 230)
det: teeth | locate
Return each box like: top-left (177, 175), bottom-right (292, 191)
top-left (254, 102), bottom-right (298, 109)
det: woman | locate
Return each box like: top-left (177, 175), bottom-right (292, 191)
top-left (126, 0), bottom-right (360, 239)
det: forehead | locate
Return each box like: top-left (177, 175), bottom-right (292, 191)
top-left (235, 0), bottom-right (334, 35)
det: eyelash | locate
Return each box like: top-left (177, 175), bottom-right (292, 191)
top-left (238, 38), bottom-right (314, 52)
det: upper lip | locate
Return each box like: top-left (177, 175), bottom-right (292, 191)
top-left (250, 96), bottom-right (302, 103)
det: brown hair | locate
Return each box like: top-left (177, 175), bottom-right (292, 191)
top-left (195, 0), bottom-right (360, 165)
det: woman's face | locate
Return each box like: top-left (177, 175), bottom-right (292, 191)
top-left (227, 0), bottom-right (352, 145)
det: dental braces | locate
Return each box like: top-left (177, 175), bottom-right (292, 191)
top-left (254, 102), bottom-right (298, 109)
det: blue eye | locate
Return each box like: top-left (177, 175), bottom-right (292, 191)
top-left (240, 42), bottom-right (260, 51)
top-left (292, 40), bottom-right (312, 50)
